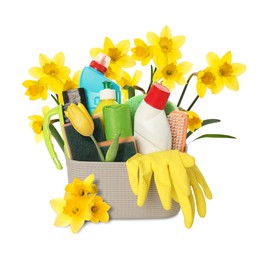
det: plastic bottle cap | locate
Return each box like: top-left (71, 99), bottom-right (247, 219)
top-left (100, 82), bottom-right (116, 100)
top-left (144, 83), bottom-right (170, 110)
top-left (90, 53), bottom-right (111, 74)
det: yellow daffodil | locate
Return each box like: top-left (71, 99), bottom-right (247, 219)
top-left (65, 103), bottom-right (94, 136)
top-left (65, 103), bottom-right (105, 161)
top-left (153, 58), bottom-right (192, 90)
top-left (188, 111), bottom-right (203, 132)
top-left (196, 67), bottom-right (223, 98)
top-left (56, 70), bottom-right (81, 104)
top-left (50, 197), bottom-right (93, 234)
top-left (131, 38), bottom-right (154, 66)
top-left (29, 52), bottom-right (71, 95)
top-left (117, 70), bottom-right (142, 102)
top-left (23, 78), bottom-right (48, 100)
top-left (104, 65), bottom-right (123, 82)
top-left (206, 51), bottom-right (246, 91)
top-left (63, 70), bottom-right (81, 92)
top-left (89, 196), bottom-right (110, 223)
top-left (147, 26), bottom-right (185, 64)
top-left (65, 175), bottom-right (97, 200)
top-left (90, 37), bottom-right (135, 82)
top-left (28, 106), bottom-right (50, 142)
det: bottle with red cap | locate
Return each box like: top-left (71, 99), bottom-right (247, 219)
top-left (134, 83), bottom-right (172, 154)
top-left (80, 53), bottom-right (121, 114)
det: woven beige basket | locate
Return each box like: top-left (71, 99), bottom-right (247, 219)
top-left (66, 159), bottom-right (180, 219)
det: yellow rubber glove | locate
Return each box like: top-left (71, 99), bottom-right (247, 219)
top-left (126, 151), bottom-right (213, 229)
top-left (126, 150), bottom-right (195, 210)
top-left (171, 164), bottom-right (213, 228)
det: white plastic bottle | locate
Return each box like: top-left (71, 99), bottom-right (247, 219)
top-left (134, 83), bottom-right (172, 154)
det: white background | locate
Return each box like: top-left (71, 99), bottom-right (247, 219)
top-left (1, 0), bottom-right (259, 259)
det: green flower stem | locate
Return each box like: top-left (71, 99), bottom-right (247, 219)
top-left (147, 65), bottom-right (157, 92)
top-left (177, 72), bottom-right (198, 107)
top-left (187, 95), bottom-right (199, 111)
top-left (51, 94), bottom-right (59, 105)
top-left (90, 135), bottom-right (105, 162)
top-left (134, 85), bottom-right (146, 94)
top-left (49, 124), bottom-right (64, 152)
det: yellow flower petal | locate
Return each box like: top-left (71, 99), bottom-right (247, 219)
top-left (177, 62), bottom-right (193, 74)
top-left (168, 48), bottom-right (182, 61)
top-left (160, 25), bottom-right (172, 38)
top-left (223, 76), bottom-right (239, 91)
top-left (70, 218), bottom-right (85, 234)
top-left (221, 51), bottom-right (232, 64)
top-left (212, 76), bottom-right (224, 94)
top-left (90, 48), bottom-right (103, 58)
top-left (196, 81), bottom-right (207, 98)
top-left (29, 67), bottom-right (45, 78)
top-left (22, 80), bottom-right (36, 88)
top-left (99, 212), bottom-right (109, 222)
top-left (104, 37), bottom-right (114, 53)
top-left (53, 52), bottom-right (65, 67)
top-left (65, 183), bottom-right (75, 195)
top-left (115, 40), bottom-right (130, 54)
top-left (83, 174), bottom-right (95, 187)
top-left (146, 31), bottom-right (159, 45)
top-left (73, 178), bottom-right (83, 186)
top-left (58, 66), bottom-right (71, 81)
top-left (132, 70), bottom-right (142, 86)
top-left (171, 35), bottom-right (186, 49)
top-left (153, 69), bottom-right (163, 81)
top-left (232, 63), bottom-right (246, 76)
top-left (42, 105), bottom-right (50, 116)
top-left (206, 52), bottom-right (220, 67)
top-left (47, 77), bottom-right (64, 94)
top-left (39, 54), bottom-right (51, 67)
top-left (106, 64), bottom-right (123, 82)
top-left (162, 78), bottom-right (175, 90)
top-left (134, 38), bottom-right (147, 47)
top-left (35, 132), bottom-right (43, 143)
top-left (188, 111), bottom-right (203, 132)
top-left (154, 52), bottom-right (168, 68)
top-left (72, 70), bottom-right (82, 85)
top-left (117, 55), bottom-right (136, 68)
top-left (175, 74), bottom-right (187, 85)
top-left (50, 198), bottom-right (66, 214)
top-left (54, 213), bottom-right (72, 227)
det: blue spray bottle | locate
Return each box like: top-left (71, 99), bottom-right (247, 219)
top-left (80, 53), bottom-right (121, 114)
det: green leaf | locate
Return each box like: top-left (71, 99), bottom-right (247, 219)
top-left (51, 94), bottom-right (59, 105)
top-left (49, 124), bottom-right (64, 152)
top-left (190, 134), bottom-right (236, 143)
top-left (105, 134), bottom-right (121, 162)
top-left (187, 119), bottom-right (221, 138)
top-left (123, 85), bottom-right (135, 99)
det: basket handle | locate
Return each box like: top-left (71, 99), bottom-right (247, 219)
top-left (43, 105), bottom-right (64, 170)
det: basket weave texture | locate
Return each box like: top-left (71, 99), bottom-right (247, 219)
top-left (66, 159), bottom-right (180, 219)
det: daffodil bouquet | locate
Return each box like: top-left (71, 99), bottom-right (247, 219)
top-left (23, 25), bottom-right (245, 146)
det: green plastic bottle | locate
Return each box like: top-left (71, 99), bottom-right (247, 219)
top-left (92, 81), bottom-right (118, 127)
